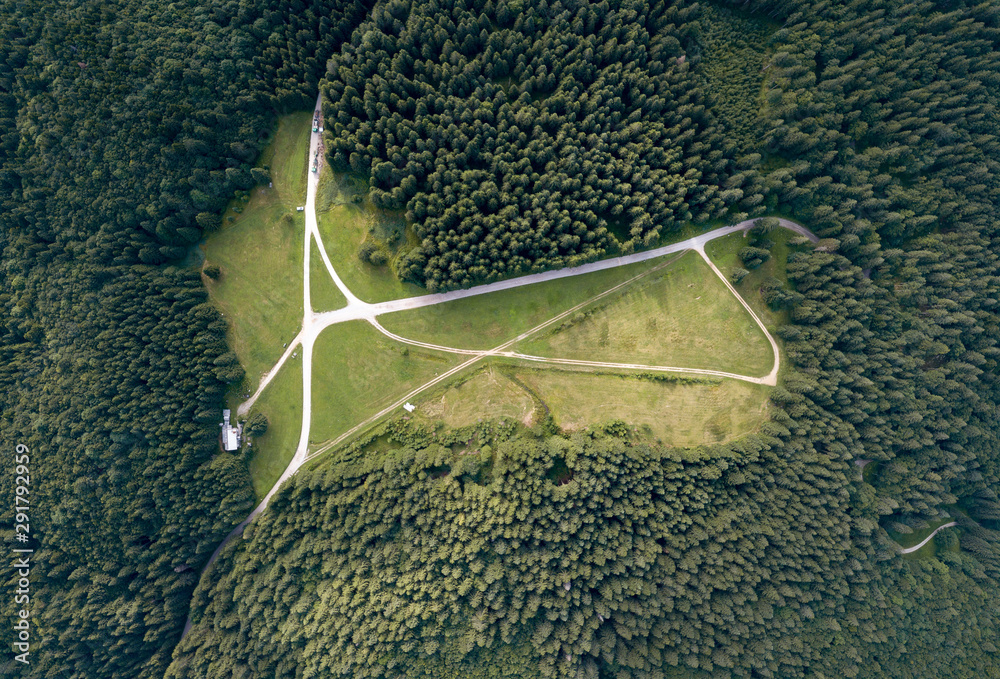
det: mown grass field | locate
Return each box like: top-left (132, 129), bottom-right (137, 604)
top-left (310, 238), bottom-right (347, 312)
top-left (515, 367), bottom-right (770, 447)
top-left (202, 111), bottom-right (311, 382)
top-left (412, 366), bottom-right (537, 429)
top-left (516, 250), bottom-right (773, 376)
top-left (409, 362), bottom-right (771, 448)
top-left (246, 356), bottom-right (302, 498)
top-left (378, 258), bottom-right (667, 350)
top-left (310, 321), bottom-right (464, 446)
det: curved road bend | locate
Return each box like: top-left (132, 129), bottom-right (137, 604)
top-left (183, 96), bottom-right (821, 638)
top-left (899, 522), bottom-right (958, 555)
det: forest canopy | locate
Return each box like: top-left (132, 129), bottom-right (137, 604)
top-left (2, 0), bottom-right (1000, 677)
top-left (321, 0), bottom-right (749, 289)
top-left (173, 0), bottom-right (1000, 677)
top-left (0, 0), bottom-right (371, 676)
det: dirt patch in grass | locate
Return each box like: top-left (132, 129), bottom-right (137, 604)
top-left (412, 367), bottom-right (536, 429)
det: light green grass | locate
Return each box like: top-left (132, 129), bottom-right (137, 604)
top-left (246, 358), bottom-right (302, 498)
top-left (411, 366), bottom-right (537, 429)
top-left (516, 250), bottom-right (773, 375)
top-left (202, 111), bottom-right (312, 382)
top-left (203, 205), bottom-right (303, 382)
top-left (260, 111), bottom-right (312, 207)
top-left (379, 258), bottom-right (668, 351)
top-left (310, 240), bottom-right (347, 312)
top-left (515, 367), bottom-right (770, 447)
top-left (889, 513), bottom-right (959, 559)
top-left (704, 228), bottom-right (799, 332)
top-left (315, 190), bottom-right (426, 303)
top-left (310, 321), bottom-right (465, 445)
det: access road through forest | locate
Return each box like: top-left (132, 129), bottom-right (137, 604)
top-left (899, 522), bottom-right (959, 555)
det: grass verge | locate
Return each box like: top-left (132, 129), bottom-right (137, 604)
top-left (246, 357), bottom-right (302, 499)
top-left (310, 238), bottom-right (347, 312)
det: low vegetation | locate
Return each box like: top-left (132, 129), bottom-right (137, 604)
top-left (378, 258), bottom-right (665, 350)
top-left (411, 366), bottom-right (536, 430)
top-left (245, 357), bottom-right (303, 498)
top-left (315, 184), bottom-right (427, 303)
top-left (309, 239), bottom-right (347, 312)
top-left (310, 321), bottom-right (464, 446)
top-left (516, 250), bottom-right (774, 376)
top-left (202, 113), bottom-right (312, 381)
top-left (514, 367), bottom-right (772, 447)
top-left (704, 227), bottom-right (803, 331)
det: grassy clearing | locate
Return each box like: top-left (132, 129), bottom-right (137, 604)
top-left (203, 203), bottom-right (303, 382)
top-left (411, 366), bottom-right (536, 430)
top-left (314, 166), bottom-right (426, 303)
top-left (246, 357), bottom-right (302, 499)
top-left (259, 111), bottom-right (312, 207)
top-left (202, 111), bottom-right (312, 382)
top-left (315, 203), bottom-right (426, 303)
top-left (310, 321), bottom-right (465, 446)
top-left (514, 367), bottom-right (771, 447)
top-left (310, 239), bottom-right (347, 312)
top-left (888, 514), bottom-right (960, 558)
top-left (379, 257), bottom-right (668, 350)
top-left (516, 250), bottom-right (773, 376)
top-left (704, 228), bottom-right (800, 332)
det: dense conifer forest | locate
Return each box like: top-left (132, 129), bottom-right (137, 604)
top-left (0, 0), bottom-right (370, 676)
top-left (2, 0), bottom-right (1000, 677)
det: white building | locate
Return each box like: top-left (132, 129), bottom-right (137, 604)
top-left (221, 409), bottom-right (241, 451)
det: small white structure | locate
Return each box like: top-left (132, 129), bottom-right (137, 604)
top-left (403, 403), bottom-right (416, 413)
top-left (221, 409), bottom-right (241, 451)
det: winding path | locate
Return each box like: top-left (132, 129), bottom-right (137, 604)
top-left (183, 96), bottom-right (821, 637)
top-left (899, 522), bottom-right (958, 554)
